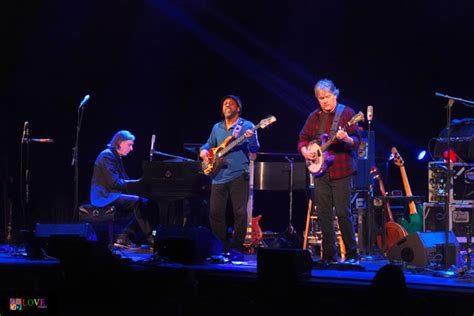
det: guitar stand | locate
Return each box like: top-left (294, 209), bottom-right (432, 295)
top-left (461, 224), bottom-right (474, 278)
top-left (270, 156), bottom-right (303, 249)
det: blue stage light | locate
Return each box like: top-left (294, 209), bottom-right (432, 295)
top-left (417, 150), bottom-right (427, 161)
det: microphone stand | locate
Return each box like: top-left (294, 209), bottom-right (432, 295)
top-left (435, 98), bottom-right (456, 275)
top-left (19, 123), bottom-right (30, 230)
top-left (19, 123), bottom-right (54, 230)
top-left (444, 99), bottom-right (454, 271)
top-left (360, 118), bottom-right (382, 260)
top-left (72, 104), bottom-right (85, 220)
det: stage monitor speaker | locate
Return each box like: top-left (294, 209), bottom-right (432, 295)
top-left (387, 231), bottom-right (460, 267)
top-left (35, 223), bottom-right (97, 240)
top-left (32, 223), bottom-right (98, 259)
top-left (153, 226), bottom-right (223, 264)
top-left (257, 248), bottom-right (312, 282)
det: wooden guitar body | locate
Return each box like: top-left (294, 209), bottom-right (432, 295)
top-left (383, 221), bottom-right (407, 252)
top-left (371, 166), bottom-right (408, 253)
top-left (202, 136), bottom-right (232, 177)
top-left (202, 116), bottom-right (277, 177)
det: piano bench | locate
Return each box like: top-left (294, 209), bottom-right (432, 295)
top-left (78, 204), bottom-right (116, 246)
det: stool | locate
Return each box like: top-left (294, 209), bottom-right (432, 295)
top-left (78, 204), bottom-right (116, 246)
top-left (302, 198), bottom-right (346, 259)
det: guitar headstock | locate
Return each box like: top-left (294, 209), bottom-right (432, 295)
top-left (259, 115), bottom-right (277, 129)
top-left (370, 166), bottom-right (381, 180)
top-left (391, 147), bottom-right (404, 167)
top-left (348, 111), bottom-right (365, 126)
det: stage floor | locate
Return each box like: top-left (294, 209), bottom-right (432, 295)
top-left (0, 243), bottom-right (473, 316)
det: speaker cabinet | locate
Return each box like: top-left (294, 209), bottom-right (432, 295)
top-left (387, 231), bottom-right (460, 267)
top-left (32, 223), bottom-right (98, 259)
top-left (153, 226), bottom-right (223, 264)
top-left (35, 223), bottom-right (97, 240)
top-left (257, 248), bottom-right (312, 282)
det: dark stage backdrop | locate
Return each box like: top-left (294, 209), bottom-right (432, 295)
top-left (3, 0), bottom-right (474, 238)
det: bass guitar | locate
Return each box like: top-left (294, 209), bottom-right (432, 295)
top-left (202, 115), bottom-right (276, 177)
top-left (391, 147), bottom-right (423, 233)
top-left (371, 166), bottom-right (407, 253)
top-left (306, 111), bottom-right (364, 175)
top-left (243, 160), bottom-right (263, 253)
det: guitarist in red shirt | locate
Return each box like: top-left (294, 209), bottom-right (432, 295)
top-left (298, 79), bottom-right (361, 264)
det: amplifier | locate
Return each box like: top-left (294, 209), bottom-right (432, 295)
top-left (428, 161), bottom-right (474, 203)
top-left (428, 161), bottom-right (447, 202)
top-left (423, 202), bottom-right (474, 242)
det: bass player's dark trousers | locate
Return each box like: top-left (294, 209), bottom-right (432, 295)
top-left (209, 174), bottom-right (249, 251)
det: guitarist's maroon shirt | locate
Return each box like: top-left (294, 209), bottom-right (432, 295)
top-left (298, 104), bottom-right (360, 179)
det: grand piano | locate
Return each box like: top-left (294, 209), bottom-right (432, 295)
top-left (127, 155), bottom-right (310, 227)
top-left (127, 160), bottom-right (211, 226)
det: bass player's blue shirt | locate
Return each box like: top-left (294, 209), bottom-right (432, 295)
top-left (200, 118), bottom-right (260, 184)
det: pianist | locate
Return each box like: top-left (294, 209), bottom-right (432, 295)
top-left (90, 130), bottom-right (152, 248)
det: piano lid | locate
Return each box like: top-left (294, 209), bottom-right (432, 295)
top-left (127, 161), bottom-right (210, 199)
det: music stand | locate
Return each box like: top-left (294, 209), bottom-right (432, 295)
top-left (270, 156), bottom-right (303, 248)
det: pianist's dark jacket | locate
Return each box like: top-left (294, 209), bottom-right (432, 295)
top-left (90, 148), bottom-right (131, 207)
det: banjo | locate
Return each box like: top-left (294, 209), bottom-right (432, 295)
top-left (305, 111), bottom-right (364, 176)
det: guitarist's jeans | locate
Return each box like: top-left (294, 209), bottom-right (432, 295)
top-left (209, 174), bottom-right (249, 252)
top-left (314, 173), bottom-right (357, 260)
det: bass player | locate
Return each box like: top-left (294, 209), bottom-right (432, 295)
top-left (200, 95), bottom-right (260, 257)
top-left (298, 78), bottom-right (361, 264)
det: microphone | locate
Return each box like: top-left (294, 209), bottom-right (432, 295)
top-left (22, 121), bottom-right (29, 143)
top-left (150, 134), bottom-right (156, 161)
top-left (30, 138), bottom-right (54, 143)
top-left (79, 95), bottom-right (90, 108)
top-left (367, 105), bottom-right (373, 122)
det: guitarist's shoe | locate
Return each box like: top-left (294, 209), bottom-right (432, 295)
top-left (223, 248), bottom-right (245, 262)
top-left (113, 234), bottom-right (139, 249)
top-left (344, 251), bottom-right (360, 264)
top-left (316, 257), bottom-right (338, 265)
top-left (343, 258), bottom-right (359, 265)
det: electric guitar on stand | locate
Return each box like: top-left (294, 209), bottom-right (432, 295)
top-left (391, 147), bottom-right (423, 233)
top-left (243, 159), bottom-right (263, 253)
top-left (202, 116), bottom-right (276, 177)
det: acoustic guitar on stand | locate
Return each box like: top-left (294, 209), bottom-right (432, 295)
top-left (202, 116), bottom-right (276, 177)
top-left (371, 166), bottom-right (407, 253)
top-left (306, 111), bottom-right (364, 176)
top-left (391, 147), bottom-right (423, 233)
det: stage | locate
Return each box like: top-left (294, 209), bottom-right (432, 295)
top-left (0, 242), bottom-right (473, 316)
